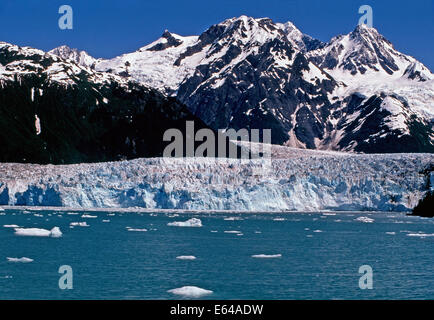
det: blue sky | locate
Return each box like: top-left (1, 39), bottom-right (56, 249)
top-left (0, 0), bottom-right (433, 70)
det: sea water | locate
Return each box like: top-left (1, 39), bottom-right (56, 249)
top-left (0, 209), bottom-right (433, 299)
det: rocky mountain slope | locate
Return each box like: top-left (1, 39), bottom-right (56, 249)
top-left (50, 16), bottom-right (433, 153)
top-left (0, 42), bottom-right (209, 164)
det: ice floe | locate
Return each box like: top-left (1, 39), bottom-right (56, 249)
top-left (407, 233), bottom-right (434, 238)
top-left (81, 214), bottom-right (97, 218)
top-left (7, 257), bottom-right (34, 263)
top-left (355, 216), bottom-right (375, 223)
top-left (70, 222), bottom-right (89, 227)
top-left (168, 286), bottom-right (213, 298)
top-left (14, 227), bottom-right (62, 237)
top-left (126, 227), bottom-right (148, 232)
top-left (3, 224), bottom-right (20, 228)
top-left (252, 254), bottom-right (282, 259)
top-left (176, 256), bottom-right (197, 260)
top-left (167, 218), bottom-right (202, 227)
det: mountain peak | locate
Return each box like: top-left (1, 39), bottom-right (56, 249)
top-left (308, 23), bottom-right (414, 77)
top-left (49, 45), bottom-right (98, 69)
top-left (162, 29), bottom-right (173, 38)
top-left (350, 23), bottom-right (383, 41)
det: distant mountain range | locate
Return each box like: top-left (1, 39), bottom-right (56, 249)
top-left (1, 15), bottom-right (433, 164)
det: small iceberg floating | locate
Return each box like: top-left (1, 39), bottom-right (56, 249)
top-left (355, 216), bottom-right (374, 223)
top-left (224, 230), bottom-right (242, 234)
top-left (81, 214), bottom-right (97, 219)
top-left (168, 286), bottom-right (213, 298)
top-left (176, 256), bottom-right (197, 260)
top-left (14, 227), bottom-right (62, 238)
top-left (168, 218), bottom-right (202, 227)
top-left (3, 224), bottom-right (20, 228)
top-left (407, 233), bottom-right (434, 238)
top-left (7, 257), bottom-right (34, 263)
top-left (252, 254), bottom-right (282, 259)
top-left (126, 227), bottom-right (148, 232)
top-left (70, 222), bottom-right (89, 227)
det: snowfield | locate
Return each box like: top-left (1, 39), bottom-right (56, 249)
top-left (0, 146), bottom-right (432, 212)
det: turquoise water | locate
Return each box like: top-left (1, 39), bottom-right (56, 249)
top-left (0, 209), bottom-right (433, 300)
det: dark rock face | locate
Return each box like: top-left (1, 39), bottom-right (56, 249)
top-left (411, 165), bottom-right (434, 217)
top-left (335, 94), bottom-right (434, 153)
top-left (0, 75), bottom-right (211, 164)
top-left (0, 45), bottom-right (210, 164)
top-left (147, 31), bottom-right (183, 51)
top-left (412, 191), bottom-right (434, 217)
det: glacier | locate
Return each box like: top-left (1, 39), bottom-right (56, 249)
top-left (0, 146), bottom-right (432, 212)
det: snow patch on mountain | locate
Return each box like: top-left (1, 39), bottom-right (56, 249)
top-left (94, 32), bottom-right (200, 93)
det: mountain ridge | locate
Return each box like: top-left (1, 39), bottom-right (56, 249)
top-left (3, 16), bottom-right (434, 155)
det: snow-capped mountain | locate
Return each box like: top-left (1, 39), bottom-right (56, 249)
top-left (0, 41), bottom-right (210, 164)
top-left (48, 45), bottom-right (100, 69)
top-left (276, 21), bottom-right (325, 52)
top-left (94, 31), bottom-right (199, 94)
top-left (307, 24), bottom-right (434, 121)
top-left (0, 41), bottom-right (125, 86)
top-left (16, 16), bottom-right (434, 154)
top-left (307, 24), bottom-right (433, 81)
top-left (175, 16), bottom-right (341, 146)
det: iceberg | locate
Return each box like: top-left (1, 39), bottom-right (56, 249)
top-left (70, 222), bottom-right (89, 227)
top-left (252, 254), bottom-right (282, 259)
top-left (167, 286), bottom-right (213, 298)
top-left (407, 233), bottom-right (434, 237)
top-left (14, 227), bottom-right (62, 237)
top-left (168, 218), bottom-right (202, 227)
top-left (176, 256), bottom-right (197, 260)
top-left (126, 227), bottom-right (148, 232)
top-left (7, 257), bottom-right (34, 263)
top-left (355, 217), bottom-right (375, 223)
top-left (81, 214), bottom-right (97, 218)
